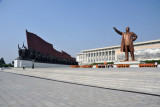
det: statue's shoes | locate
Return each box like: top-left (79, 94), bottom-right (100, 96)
top-left (124, 59), bottom-right (128, 61)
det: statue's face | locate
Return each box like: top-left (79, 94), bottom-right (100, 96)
top-left (126, 27), bottom-right (130, 32)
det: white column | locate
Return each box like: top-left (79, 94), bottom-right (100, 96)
top-left (102, 51), bottom-right (103, 61)
top-left (83, 54), bottom-right (84, 62)
top-left (99, 51), bottom-right (101, 61)
top-left (88, 53), bottom-right (90, 63)
top-left (98, 51), bottom-right (100, 61)
top-left (101, 52), bottom-right (103, 61)
top-left (104, 50), bottom-right (106, 61)
top-left (100, 51), bottom-right (102, 61)
top-left (108, 51), bottom-right (109, 61)
top-left (90, 52), bottom-right (91, 63)
top-left (86, 53), bottom-right (88, 63)
top-left (103, 51), bottom-right (105, 62)
top-left (111, 50), bottom-right (112, 61)
top-left (101, 51), bottom-right (103, 61)
top-left (94, 52), bottom-right (95, 62)
top-left (96, 51), bottom-right (98, 62)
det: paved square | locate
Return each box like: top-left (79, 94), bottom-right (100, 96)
top-left (0, 69), bottom-right (160, 107)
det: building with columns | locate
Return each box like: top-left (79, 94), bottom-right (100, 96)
top-left (76, 39), bottom-right (160, 65)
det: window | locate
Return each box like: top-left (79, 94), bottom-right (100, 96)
top-left (112, 51), bottom-right (115, 55)
top-left (102, 52), bottom-right (104, 56)
top-left (106, 52), bottom-right (108, 55)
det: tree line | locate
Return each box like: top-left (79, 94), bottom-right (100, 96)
top-left (0, 58), bottom-right (13, 67)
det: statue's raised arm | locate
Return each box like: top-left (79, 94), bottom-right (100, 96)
top-left (113, 27), bottom-right (122, 35)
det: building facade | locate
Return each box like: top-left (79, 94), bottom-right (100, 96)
top-left (76, 39), bottom-right (160, 65)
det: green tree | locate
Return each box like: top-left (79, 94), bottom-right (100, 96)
top-left (0, 58), bottom-right (5, 65)
top-left (12, 61), bottom-right (14, 66)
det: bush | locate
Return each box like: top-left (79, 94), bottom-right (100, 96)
top-left (117, 64), bottom-right (130, 68)
top-left (81, 65), bottom-right (93, 68)
top-left (91, 62), bottom-right (114, 65)
top-left (139, 63), bottom-right (156, 67)
top-left (70, 65), bottom-right (80, 68)
top-left (0, 64), bottom-right (13, 67)
top-left (141, 60), bottom-right (160, 64)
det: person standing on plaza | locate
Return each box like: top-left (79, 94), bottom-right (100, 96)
top-left (32, 63), bottom-right (34, 69)
top-left (23, 64), bottom-right (25, 70)
top-left (155, 62), bottom-right (158, 67)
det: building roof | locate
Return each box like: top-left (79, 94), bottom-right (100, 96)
top-left (81, 39), bottom-right (160, 53)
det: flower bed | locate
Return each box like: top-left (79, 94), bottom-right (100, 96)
top-left (70, 65), bottom-right (80, 68)
top-left (81, 65), bottom-right (93, 68)
top-left (139, 63), bottom-right (156, 67)
top-left (117, 64), bottom-right (130, 68)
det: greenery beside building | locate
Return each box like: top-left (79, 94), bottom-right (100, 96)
top-left (141, 60), bottom-right (160, 64)
top-left (91, 62), bottom-right (114, 65)
top-left (0, 58), bottom-right (13, 67)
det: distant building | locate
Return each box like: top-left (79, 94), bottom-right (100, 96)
top-left (76, 39), bottom-right (160, 65)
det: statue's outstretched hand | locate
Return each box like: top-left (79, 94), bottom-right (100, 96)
top-left (113, 27), bottom-right (116, 30)
top-left (113, 27), bottom-right (122, 35)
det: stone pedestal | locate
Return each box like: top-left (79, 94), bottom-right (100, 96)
top-left (114, 61), bottom-right (145, 67)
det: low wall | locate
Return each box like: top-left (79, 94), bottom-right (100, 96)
top-left (14, 60), bottom-right (70, 68)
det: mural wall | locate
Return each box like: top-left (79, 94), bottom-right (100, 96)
top-left (117, 48), bottom-right (160, 61)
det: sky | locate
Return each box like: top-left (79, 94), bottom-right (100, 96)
top-left (0, 0), bottom-right (160, 63)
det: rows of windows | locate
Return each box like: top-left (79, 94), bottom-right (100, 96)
top-left (78, 51), bottom-right (115, 63)
top-left (85, 51), bottom-right (115, 58)
top-left (88, 56), bottom-right (115, 63)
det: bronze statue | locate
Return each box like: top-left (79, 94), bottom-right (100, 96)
top-left (18, 44), bottom-right (22, 59)
top-left (113, 27), bottom-right (138, 61)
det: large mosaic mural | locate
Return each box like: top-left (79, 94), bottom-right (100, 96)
top-left (117, 48), bottom-right (160, 61)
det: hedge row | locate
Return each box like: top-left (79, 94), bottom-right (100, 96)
top-left (117, 64), bottom-right (130, 68)
top-left (139, 63), bottom-right (157, 67)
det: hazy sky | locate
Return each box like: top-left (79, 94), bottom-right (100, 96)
top-left (0, 0), bottom-right (160, 63)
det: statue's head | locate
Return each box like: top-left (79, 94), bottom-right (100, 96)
top-left (126, 27), bottom-right (130, 32)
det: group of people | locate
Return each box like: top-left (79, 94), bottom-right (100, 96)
top-left (107, 64), bottom-right (114, 68)
top-left (98, 64), bottom-right (113, 68)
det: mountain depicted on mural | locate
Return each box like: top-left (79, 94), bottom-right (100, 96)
top-left (117, 48), bottom-right (160, 61)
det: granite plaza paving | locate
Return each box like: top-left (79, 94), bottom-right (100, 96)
top-left (1, 68), bottom-right (160, 107)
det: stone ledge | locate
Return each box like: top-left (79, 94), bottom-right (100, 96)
top-left (114, 61), bottom-right (143, 65)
